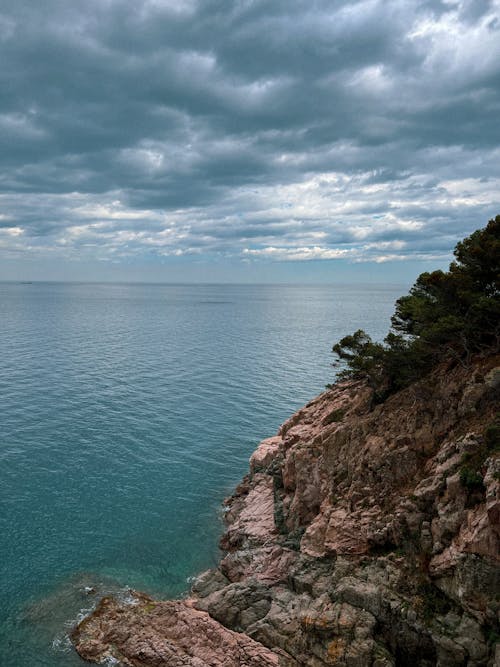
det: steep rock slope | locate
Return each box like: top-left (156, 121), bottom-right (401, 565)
top-left (72, 356), bottom-right (500, 666)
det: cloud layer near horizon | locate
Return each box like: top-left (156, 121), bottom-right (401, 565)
top-left (1, 0), bottom-right (499, 272)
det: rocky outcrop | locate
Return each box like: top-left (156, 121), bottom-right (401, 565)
top-left (71, 356), bottom-right (500, 666)
top-left (71, 592), bottom-right (293, 666)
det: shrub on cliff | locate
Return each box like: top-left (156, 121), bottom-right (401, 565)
top-left (332, 215), bottom-right (500, 398)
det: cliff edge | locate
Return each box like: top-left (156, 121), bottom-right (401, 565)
top-left (71, 354), bottom-right (499, 666)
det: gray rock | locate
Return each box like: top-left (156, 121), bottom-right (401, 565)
top-left (455, 615), bottom-right (488, 662)
top-left (432, 633), bottom-right (467, 667)
top-left (334, 577), bottom-right (383, 618)
top-left (195, 579), bottom-right (272, 631)
top-left (190, 568), bottom-right (229, 598)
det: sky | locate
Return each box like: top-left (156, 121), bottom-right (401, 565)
top-left (0, 0), bottom-right (499, 283)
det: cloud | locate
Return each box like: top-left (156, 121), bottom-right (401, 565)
top-left (0, 0), bottom-right (499, 272)
top-left (243, 246), bottom-right (353, 261)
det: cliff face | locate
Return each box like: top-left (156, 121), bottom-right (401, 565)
top-left (72, 356), bottom-right (500, 667)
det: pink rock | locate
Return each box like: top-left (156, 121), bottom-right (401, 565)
top-left (72, 593), bottom-right (283, 666)
top-left (222, 473), bottom-right (277, 548)
top-left (250, 436), bottom-right (281, 473)
top-left (221, 545), bottom-right (297, 585)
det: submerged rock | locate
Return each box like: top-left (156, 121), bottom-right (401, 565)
top-left (71, 357), bottom-right (500, 666)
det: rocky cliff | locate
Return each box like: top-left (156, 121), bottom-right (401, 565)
top-left (72, 355), bottom-right (500, 666)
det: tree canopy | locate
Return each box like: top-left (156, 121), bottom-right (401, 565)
top-left (331, 216), bottom-right (500, 399)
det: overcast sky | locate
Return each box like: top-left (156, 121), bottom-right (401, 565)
top-left (1, 0), bottom-right (499, 282)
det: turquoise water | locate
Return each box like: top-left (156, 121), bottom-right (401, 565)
top-left (0, 282), bottom-right (405, 665)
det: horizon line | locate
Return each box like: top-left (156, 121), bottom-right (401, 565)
top-left (0, 279), bottom-right (411, 287)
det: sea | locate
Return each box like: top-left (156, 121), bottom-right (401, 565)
top-left (0, 282), bottom-right (406, 665)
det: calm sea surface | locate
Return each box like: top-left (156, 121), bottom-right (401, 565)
top-left (0, 282), bottom-right (406, 665)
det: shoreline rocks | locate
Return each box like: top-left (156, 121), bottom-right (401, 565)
top-left (71, 356), bottom-right (500, 666)
top-left (71, 593), bottom-right (293, 666)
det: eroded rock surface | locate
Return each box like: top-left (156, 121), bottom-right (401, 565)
top-left (71, 592), bottom-right (293, 666)
top-left (72, 357), bottom-right (500, 666)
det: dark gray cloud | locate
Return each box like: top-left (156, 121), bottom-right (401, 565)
top-left (0, 0), bottom-right (499, 271)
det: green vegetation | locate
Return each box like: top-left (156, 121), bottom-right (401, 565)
top-left (485, 416), bottom-right (500, 451)
top-left (459, 466), bottom-right (485, 492)
top-left (486, 627), bottom-right (500, 648)
top-left (459, 413), bottom-right (500, 492)
top-left (331, 216), bottom-right (500, 399)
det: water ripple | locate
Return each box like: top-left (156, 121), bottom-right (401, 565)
top-left (0, 282), bottom-right (405, 666)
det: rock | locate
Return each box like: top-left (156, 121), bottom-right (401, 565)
top-left (195, 580), bottom-right (272, 630)
top-left (250, 436), bottom-right (282, 473)
top-left (71, 593), bottom-right (287, 666)
top-left (220, 545), bottom-right (297, 584)
top-left (492, 643), bottom-right (500, 667)
top-left (288, 554), bottom-right (337, 597)
top-left (484, 366), bottom-right (500, 390)
top-left (71, 355), bottom-right (500, 666)
top-left (432, 633), bottom-right (467, 667)
top-left (454, 615), bottom-right (489, 663)
top-left (334, 578), bottom-right (383, 618)
top-left (221, 473), bottom-right (277, 550)
top-left (190, 568), bottom-right (230, 598)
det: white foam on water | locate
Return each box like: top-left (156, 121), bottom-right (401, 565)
top-left (113, 587), bottom-right (145, 606)
top-left (51, 634), bottom-right (73, 654)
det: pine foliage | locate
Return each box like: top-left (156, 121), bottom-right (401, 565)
top-left (331, 216), bottom-right (500, 399)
